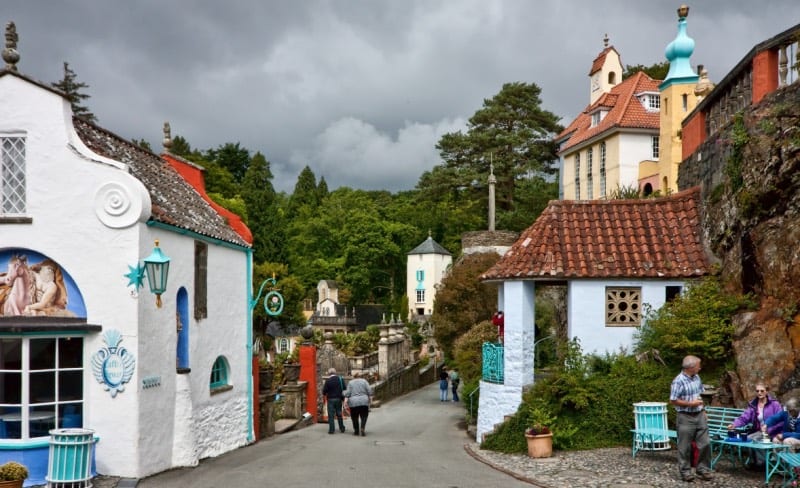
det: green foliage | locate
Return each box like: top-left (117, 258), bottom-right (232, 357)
top-left (51, 62), bottom-right (97, 123)
top-left (608, 184), bottom-right (642, 200)
top-left (634, 276), bottom-right (756, 370)
top-left (431, 252), bottom-right (501, 358)
top-left (330, 326), bottom-right (380, 356)
top-left (452, 320), bottom-right (497, 384)
top-left (727, 113), bottom-right (749, 193)
top-left (483, 342), bottom-right (675, 453)
top-left (622, 61), bottom-right (670, 81)
top-left (0, 461), bottom-right (29, 481)
top-left (207, 192), bottom-right (248, 221)
top-left (205, 142), bottom-right (251, 182)
top-left (242, 152), bottom-right (285, 263)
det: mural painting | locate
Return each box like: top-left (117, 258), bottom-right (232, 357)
top-left (0, 248), bottom-right (86, 318)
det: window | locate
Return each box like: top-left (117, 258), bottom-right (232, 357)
top-left (194, 241), bottom-right (207, 319)
top-left (0, 337), bottom-right (84, 440)
top-left (591, 112), bottom-right (601, 127)
top-left (416, 270), bottom-right (424, 282)
top-left (648, 94), bottom-right (660, 110)
top-left (278, 338), bottom-right (289, 353)
top-left (599, 142), bottom-right (607, 199)
top-left (606, 287), bottom-right (641, 326)
top-left (1, 136), bottom-right (26, 216)
top-left (666, 286), bottom-right (682, 302)
top-left (652, 136), bottom-right (660, 159)
top-left (682, 93), bottom-right (688, 112)
top-left (574, 153), bottom-right (581, 200)
top-left (586, 148), bottom-right (593, 200)
top-left (416, 289), bottom-right (425, 303)
top-left (210, 356), bottom-right (229, 389)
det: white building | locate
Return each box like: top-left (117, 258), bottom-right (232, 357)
top-left (0, 33), bottom-right (254, 485)
top-left (406, 234), bottom-right (452, 323)
top-left (476, 188), bottom-right (711, 443)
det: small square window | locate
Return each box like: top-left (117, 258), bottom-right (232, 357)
top-left (606, 287), bottom-right (641, 326)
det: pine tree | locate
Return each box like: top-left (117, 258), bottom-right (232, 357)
top-left (52, 62), bottom-right (97, 123)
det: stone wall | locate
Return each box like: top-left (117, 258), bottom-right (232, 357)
top-left (462, 230), bottom-right (519, 256)
top-left (677, 81), bottom-right (800, 404)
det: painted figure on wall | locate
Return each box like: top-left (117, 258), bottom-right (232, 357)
top-left (0, 254), bottom-right (32, 315)
top-left (0, 251), bottom-right (83, 318)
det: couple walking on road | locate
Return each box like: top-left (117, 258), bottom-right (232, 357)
top-left (439, 366), bottom-right (459, 402)
top-left (323, 368), bottom-right (373, 436)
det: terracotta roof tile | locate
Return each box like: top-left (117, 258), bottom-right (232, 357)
top-left (589, 46), bottom-right (620, 76)
top-left (556, 72), bottom-right (660, 152)
top-left (72, 118), bottom-right (250, 248)
top-left (480, 187), bottom-right (710, 281)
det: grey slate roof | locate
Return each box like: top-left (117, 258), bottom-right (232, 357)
top-left (72, 118), bottom-right (250, 248)
top-left (407, 236), bottom-right (451, 256)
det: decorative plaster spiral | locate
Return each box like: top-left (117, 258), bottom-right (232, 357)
top-left (94, 181), bottom-right (145, 228)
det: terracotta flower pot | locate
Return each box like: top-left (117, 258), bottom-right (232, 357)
top-left (0, 480), bottom-right (24, 488)
top-left (525, 432), bottom-right (553, 458)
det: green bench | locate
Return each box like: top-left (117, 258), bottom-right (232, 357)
top-left (706, 406), bottom-right (745, 440)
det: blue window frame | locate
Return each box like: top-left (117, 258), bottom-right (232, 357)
top-left (210, 356), bottom-right (228, 389)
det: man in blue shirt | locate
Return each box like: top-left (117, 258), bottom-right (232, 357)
top-left (670, 355), bottom-right (712, 482)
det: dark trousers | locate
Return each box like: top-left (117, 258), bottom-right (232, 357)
top-left (327, 398), bottom-right (345, 433)
top-left (676, 411), bottom-right (711, 477)
top-left (350, 405), bottom-right (369, 434)
top-left (452, 383), bottom-right (459, 401)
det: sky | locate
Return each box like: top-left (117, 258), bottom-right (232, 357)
top-left (3, 1), bottom-right (797, 193)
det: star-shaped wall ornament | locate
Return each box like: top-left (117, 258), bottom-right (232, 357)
top-left (125, 263), bottom-right (146, 290)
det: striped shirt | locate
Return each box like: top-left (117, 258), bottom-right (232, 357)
top-left (670, 371), bottom-right (704, 412)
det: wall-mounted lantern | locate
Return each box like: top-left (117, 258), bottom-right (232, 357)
top-left (142, 240), bottom-right (171, 308)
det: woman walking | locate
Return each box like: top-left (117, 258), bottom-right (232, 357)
top-left (345, 372), bottom-right (373, 437)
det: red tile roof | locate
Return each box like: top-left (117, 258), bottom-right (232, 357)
top-left (480, 187), bottom-right (710, 281)
top-left (589, 46), bottom-right (619, 76)
top-left (557, 71), bottom-right (661, 153)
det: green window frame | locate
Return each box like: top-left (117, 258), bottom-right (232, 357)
top-left (209, 356), bottom-right (228, 389)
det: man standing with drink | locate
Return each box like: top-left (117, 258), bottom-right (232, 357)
top-left (669, 355), bottom-right (713, 482)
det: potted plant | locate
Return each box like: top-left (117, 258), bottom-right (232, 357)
top-left (258, 358), bottom-right (275, 393)
top-left (524, 401), bottom-right (556, 458)
top-left (0, 461), bottom-right (28, 488)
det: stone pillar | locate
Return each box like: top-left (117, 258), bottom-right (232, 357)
top-left (378, 323), bottom-right (390, 379)
top-left (279, 381), bottom-right (307, 419)
top-left (259, 392), bottom-right (276, 438)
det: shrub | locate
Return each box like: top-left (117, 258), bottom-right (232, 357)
top-left (0, 461), bottom-right (28, 481)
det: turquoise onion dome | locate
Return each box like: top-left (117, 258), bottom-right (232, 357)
top-left (661, 4), bottom-right (698, 87)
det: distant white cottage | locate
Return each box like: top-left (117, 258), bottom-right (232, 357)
top-left (406, 233), bottom-right (452, 323)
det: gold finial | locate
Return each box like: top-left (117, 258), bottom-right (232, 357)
top-left (162, 122), bottom-right (172, 152)
top-left (677, 5), bottom-right (689, 19)
top-left (3, 21), bottom-right (20, 71)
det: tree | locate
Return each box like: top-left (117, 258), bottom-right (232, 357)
top-left (170, 135), bottom-right (194, 157)
top-left (431, 252), bottom-right (501, 358)
top-left (52, 62), bottom-right (97, 123)
top-left (423, 82), bottom-right (561, 232)
top-left (205, 142), bottom-right (250, 182)
top-left (130, 139), bottom-right (152, 152)
top-left (623, 61), bottom-right (670, 81)
top-left (242, 152), bottom-right (285, 263)
top-left (287, 166), bottom-right (319, 219)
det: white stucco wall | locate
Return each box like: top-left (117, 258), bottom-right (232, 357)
top-left (2, 74), bottom-right (250, 479)
top-left (617, 133), bottom-right (656, 187)
top-left (476, 381), bottom-right (523, 444)
top-left (406, 251), bottom-right (452, 318)
top-left (568, 279), bottom-right (685, 354)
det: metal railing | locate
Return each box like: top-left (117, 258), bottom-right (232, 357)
top-left (481, 342), bottom-right (504, 383)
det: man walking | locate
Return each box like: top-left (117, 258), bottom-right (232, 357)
top-left (322, 367), bottom-right (346, 434)
top-left (669, 355), bottom-right (712, 482)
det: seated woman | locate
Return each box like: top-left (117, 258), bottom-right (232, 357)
top-left (766, 397), bottom-right (800, 451)
top-left (727, 382), bottom-right (783, 468)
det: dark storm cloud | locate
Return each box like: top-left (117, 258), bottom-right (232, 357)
top-left (3, 1), bottom-right (796, 192)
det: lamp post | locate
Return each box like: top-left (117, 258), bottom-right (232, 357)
top-left (142, 240), bottom-right (170, 308)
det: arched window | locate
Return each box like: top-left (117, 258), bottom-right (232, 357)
top-left (278, 338), bottom-right (289, 353)
top-left (176, 287), bottom-right (190, 372)
top-left (643, 183), bottom-right (653, 196)
top-left (608, 72), bottom-right (616, 85)
top-left (574, 153), bottom-right (581, 200)
top-left (210, 356), bottom-right (229, 389)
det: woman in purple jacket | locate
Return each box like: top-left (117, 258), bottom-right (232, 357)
top-left (727, 383), bottom-right (783, 468)
top-left (727, 383), bottom-right (784, 439)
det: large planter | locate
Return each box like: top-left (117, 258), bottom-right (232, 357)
top-left (0, 480), bottom-right (24, 488)
top-left (259, 368), bottom-right (274, 393)
top-left (283, 363), bottom-right (301, 384)
top-left (525, 433), bottom-right (553, 458)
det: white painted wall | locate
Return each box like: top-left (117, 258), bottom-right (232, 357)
top-left (568, 279), bottom-right (685, 354)
top-left (2, 74), bottom-right (250, 480)
top-left (406, 251), bottom-right (452, 318)
top-left (617, 133), bottom-right (656, 186)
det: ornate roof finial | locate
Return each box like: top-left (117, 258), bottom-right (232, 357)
top-left (677, 4), bottom-right (689, 19)
top-left (693, 64), bottom-right (715, 101)
top-left (603, 33), bottom-right (609, 48)
top-left (3, 21), bottom-right (20, 71)
top-left (162, 122), bottom-right (173, 153)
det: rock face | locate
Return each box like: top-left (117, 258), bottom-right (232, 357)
top-left (678, 82), bottom-right (800, 404)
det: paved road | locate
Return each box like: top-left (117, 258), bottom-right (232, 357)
top-left (137, 381), bottom-right (530, 488)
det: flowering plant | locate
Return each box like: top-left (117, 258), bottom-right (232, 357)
top-left (526, 424), bottom-right (551, 436)
top-left (0, 461), bottom-right (28, 481)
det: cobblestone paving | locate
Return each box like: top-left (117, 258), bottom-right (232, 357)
top-left (466, 443), bottom-right (792, 487)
